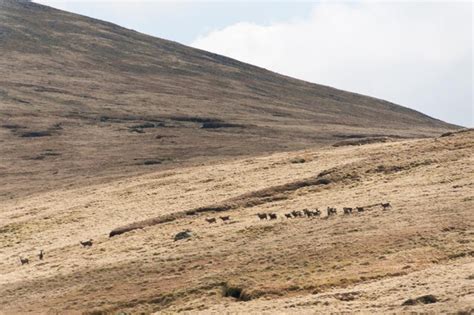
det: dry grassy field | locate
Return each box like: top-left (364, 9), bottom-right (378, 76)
top-left (1, 130), bottom-right (472, 314)
top-left (0, 1), bottom-right (471, 314)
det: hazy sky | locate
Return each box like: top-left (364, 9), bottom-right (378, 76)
top-left (34, 1), bottom-right (473, 127)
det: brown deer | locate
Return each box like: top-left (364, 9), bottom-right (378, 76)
top-left (205, 218), bottom-right (217, 224)
top-left (80, 239), bottom-right (93, 247)
top-left (257, 213), bottom-right (268, 220)
top-left (220, 216), bottom-right (230, 222)
top-left (327, 207), bottom-right (337, 216)
top-left (343, 207), bottom-right (353, 215)
top-left (291, 210), bottom-right (303, 218)
top-left (381, 202), bottom-right (392, 210)
top-left (19, 257), bottom-right (29, 265)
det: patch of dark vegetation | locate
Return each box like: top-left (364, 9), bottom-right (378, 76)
top-left (222, 283), bottom-right (252, 301)
top-left (369, 160), bottom-right (434, 174)
top-left (441, 132), bottom-right (454, 138)
top-left (165, 115), bottom-right (244, 129)
top-left (143, 160), bottom-right (162, 166)
top-left (318, 169), bottom-right (336, 177)
top-left (334, 133), bottom-right (405, 139)
top-left (402, 294), bottom-right (438, 306)
top-left (20, 131), bottom-right (51, 138)
top-left (314, 178), bottom-right (331, 185)
top-left (42, 151), bottom-right (61, 156)
top-left (2, 124), bottom-right (25, 130)
top-left (440, 128), bottom-right (473, 138)
top-left (129, 121), bottom-right (167, 133)
top-left (168, 116), bottom-right (219, 124)
top-left (201, 122), bottom-right (242, 129)
top-left (191, 204), bottom-right (234, 214)
top-left (333, 137), bottom-right (392, 147)
top-left (130, 128), bottom-right (145, 133)
top-left (109, 213), bottom-right (181, 237)
top-left (448, 251), bottom-right (474, 260)
top-left (134, 122), bottom-right (163, 129)
top-left (97, 115), bottom-right (150, 123)
top-left (134, 158), bottom-right (169, 166)
top-left (28, 150), bottom-right (61, 160)
top-left (223, 175), bottom-right (336, 210)
top-left (12, 98), bottom-right (31, 104)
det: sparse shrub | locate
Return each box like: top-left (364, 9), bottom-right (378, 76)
top-left (221, 283), bottom-right (252, 301)
top-left (20, 131), bottom-right (51, 137)
top-left (402, 294), bottom-right (438, 306)
top-left (315, 178), bottom-right (331, 185)
top-left (143, 160), bottom-right (162, 165)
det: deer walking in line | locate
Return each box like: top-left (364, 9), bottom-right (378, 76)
top-left (327, 207), bottom-right (337, 216)
top-left (80, 239), bottom-right (93, 247)
top-left (343, 207), bottom-right (353, 215)
top-left (205, 217), bottom-right (217, 224)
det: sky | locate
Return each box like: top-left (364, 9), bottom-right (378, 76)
top-left (34, 1), bottom-right (473, 127)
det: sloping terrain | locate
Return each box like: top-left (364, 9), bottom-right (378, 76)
top-left (0, 130), bottom-right (472, 314)
top-left (0, 0), bottom-right (459, 200)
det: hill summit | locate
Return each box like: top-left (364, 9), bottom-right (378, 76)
top-left (0, 0), bottom-right (458, 199)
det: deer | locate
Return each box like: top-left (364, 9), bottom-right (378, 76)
top-left (257, 213), bottom-right (268, 220)
top-left (19, 257), bottom-right (29, 265)
top-left (381, 202), bottom-right (392, 210)
top-left (220, 216), bottom-right (230, 222)
top-left (343, 207), bottom-right (353, 215)
top-left (205, 217), bottom-right (217, 224)
top-left (38, 250), bottom-right (44, 260)
top-left (291, 210), bottom-right (303, 218)
top-left (268, 213), bottom-right (277, 220)
top-left (80, 239), bottom-right (93, 247)
top-left (327, 207), bottom-right (337, 216)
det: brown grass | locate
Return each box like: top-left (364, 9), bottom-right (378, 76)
top-left (0, 131), bottom-right (472, 314)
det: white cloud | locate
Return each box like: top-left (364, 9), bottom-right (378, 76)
top-left (192, 2), bottom-right (473, 127)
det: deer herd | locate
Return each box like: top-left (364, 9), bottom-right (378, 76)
top-left (204, 202), bottom-right (392, 223)
top-left (18, 202), bottom-right (392, 265)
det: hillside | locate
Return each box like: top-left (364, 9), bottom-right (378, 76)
top-left (0, 0), bottom-right (460, 201)
top-left (0, 130), bottom-right (472, 313)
